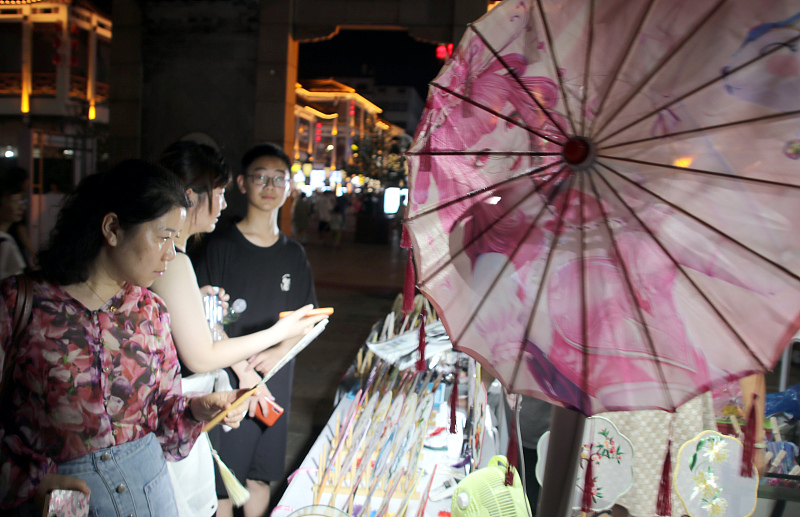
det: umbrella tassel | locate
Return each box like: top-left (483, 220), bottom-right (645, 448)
top-left (741, 393), bottom-right (758, 477)
top-left (449, 365), bottom-right (458, 434)
top-left (403, 249), bottom-right (415, 314)
top-left (416, 306), bottom-right (427, 371)
top-left (400, 224), bottom-right (412, 249)
top-left (655, 440), bottom-right (673, 516)
top-left (504, 413), bottom-right (519, 486)
top-left (581, 445), bottom-right (595, 512)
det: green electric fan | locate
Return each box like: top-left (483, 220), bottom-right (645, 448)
top-left (451, 455), bottom-right (532, 517)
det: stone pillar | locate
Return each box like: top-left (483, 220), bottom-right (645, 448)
top-left (255, 1), bottom-right (298, 152)
top-left (256, 1), bottom-right (299, 235)
top-left (109, 0), bottom-right (142, 160)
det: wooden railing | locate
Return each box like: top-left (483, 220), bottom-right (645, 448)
top-left (0, 72), bottom-right (108, 102)
top-left (0, 73), bottom-right (22, 95)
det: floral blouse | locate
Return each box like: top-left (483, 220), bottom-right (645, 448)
top-left (0, 275), bottom-right (203, 508)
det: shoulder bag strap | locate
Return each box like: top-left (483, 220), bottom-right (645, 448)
top-left (1, 274), bottom-right (33, 397)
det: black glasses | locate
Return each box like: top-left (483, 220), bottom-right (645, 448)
top-left (247, 174), bottom-right (288, 188)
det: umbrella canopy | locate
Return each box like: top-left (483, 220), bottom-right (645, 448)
top-left (405, 0), bottom-right (800, 416)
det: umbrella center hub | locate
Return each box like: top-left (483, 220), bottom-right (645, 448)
top-left (562, 137), bottom-right (596, 169)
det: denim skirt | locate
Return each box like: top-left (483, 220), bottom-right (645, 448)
top-left (55, 433), bottom-right (179, 517)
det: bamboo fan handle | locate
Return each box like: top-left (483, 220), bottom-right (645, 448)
top-left (202, 385), bottom-right (260, 433)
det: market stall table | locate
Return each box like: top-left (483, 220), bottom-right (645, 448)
top-left (272, 392), bottom-right (499, 516)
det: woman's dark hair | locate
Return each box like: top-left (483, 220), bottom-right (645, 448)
top-left (158, 140), bottom-right (231, 212)
top-left (240, 143), bottom-right (292, 176)
top-left (37, 160), bottom-right (191, 285)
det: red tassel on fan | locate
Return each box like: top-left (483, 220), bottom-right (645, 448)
top-left (741, 393), bottom-right (758, 477)
top-left (415, 307), bottom-right (427, 372)
top-left (655, 440), bottom-right (673, 516)
top-left (449, 366), bottom-right (458, 434)
top-left (403, 249), bottom-right (415, 315)
top-left (581, 446), bottom-right (595, 512)
top-left (505, 417), bottom-right (519, 486)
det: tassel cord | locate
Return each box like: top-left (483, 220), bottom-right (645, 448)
top-left (403, 249), bottom-right (415, 315)
top-left (416, 306), bottom-right (427, 372)
top-left (581, 444), bottom-right (595, 513)
top-left (449, 363), bottom-right (459, 435)
top-left (515, 396), bottom-right (532, 517)
top-left (209, 440), bottom-right (250, 507)
top-left (654, 413), bottom-right (676, 516)
top-left (741, 392), bottom-right (759, 478)
top-left (655, 439), bottom-right (673, 516)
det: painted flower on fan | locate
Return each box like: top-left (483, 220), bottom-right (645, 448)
top-left (702, 496), bottom-right (728, 516)
top-left (704, 439), bottom-right (729, 464)
top-left (690, 471), bottom-right (719, 500)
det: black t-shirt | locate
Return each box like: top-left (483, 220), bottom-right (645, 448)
top-left (192, 224), bottom-right (318, 387)
top-left (192, 224), bottom-right (318, 482)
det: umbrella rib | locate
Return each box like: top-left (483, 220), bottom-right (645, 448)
top-left (405, 159), bottom-right (564, 224)
top-left (405, 150), bottom-right (563, 158)
top-left (597, 160), bottom-right (800, 285)
top-left (595, 161), bottom-right (771, 370)
top-left (578, 171), bottom-right (591, 414)
top-left (585, 0), bottom-right (658, 138)
top-left (449, 168), bottom-right (573, 349)
top-left (506, 172), bottom-right (579, 393)
top-left (534, 0), bottom-right (578, 136)
top-left (585, 168), bottom-right (676, 411)
top-left (428, 81), bottom-right (565, 146)
top-left (597, 154), bottom-right (800, 189)
top-left (416, 166), bottom-right (568, 292)
top-left (589, 0), bottom-right (729, 141)
top-left (599, 110), bottom-right (800, 151)
top-left (596, 32), bottom-right (800, 146)
top-left (578, 0), bottom-right (595, 137)
top-left (470, 24), bottom-right (570, 139)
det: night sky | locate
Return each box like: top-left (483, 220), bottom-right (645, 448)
top-left (299, 29), bottom-right (444, 99)
top-left (90, 3), bottom-right (443, 99)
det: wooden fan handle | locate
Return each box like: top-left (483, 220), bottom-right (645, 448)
top-left (201, 385), bottom-right (259, 433)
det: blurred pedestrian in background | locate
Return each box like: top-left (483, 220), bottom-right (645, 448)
top-left (291, 191), bottom-right (310, 244)
top-left (316, 190), bottom-right (335, 246)
top-left (0, 168), bottom-right (27, 280)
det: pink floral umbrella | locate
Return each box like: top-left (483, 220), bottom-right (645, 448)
top-left (405, 0), bottom-right (800, 416)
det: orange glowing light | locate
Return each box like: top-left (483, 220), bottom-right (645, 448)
top-left (673, 157), bottom-right (693, 168)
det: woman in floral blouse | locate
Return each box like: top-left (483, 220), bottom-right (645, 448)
top-left (0, 160), bottom-right (252, 515)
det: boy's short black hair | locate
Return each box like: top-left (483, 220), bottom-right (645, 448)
top-left (240, 143), bottom-right (292, 177)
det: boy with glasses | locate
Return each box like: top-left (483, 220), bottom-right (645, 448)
top-left (192, 143), bottom-right (318, 516)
